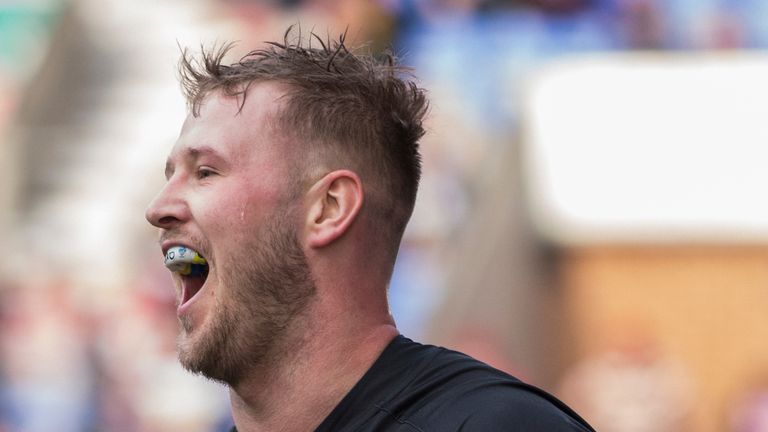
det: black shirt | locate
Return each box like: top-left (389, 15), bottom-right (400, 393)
top-left (234, 335), bottom-right (594, 431)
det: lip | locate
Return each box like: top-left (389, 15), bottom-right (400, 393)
top-left (159, 239), bottom-right (211, 316)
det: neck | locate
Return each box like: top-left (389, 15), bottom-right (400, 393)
top-left (228, 298), bottom-right (398, 432)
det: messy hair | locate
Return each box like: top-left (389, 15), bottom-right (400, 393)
top-left (178, 26), bottom-right (428, 257)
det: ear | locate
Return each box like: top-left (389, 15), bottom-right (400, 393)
top-left (304, 170), bottom-right (364, 249)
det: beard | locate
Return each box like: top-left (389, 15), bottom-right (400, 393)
top-left (177, 209), bottom-right (316, 386)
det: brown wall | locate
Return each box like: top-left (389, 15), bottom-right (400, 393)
top-left (561, 246), bottom-right (768, 432)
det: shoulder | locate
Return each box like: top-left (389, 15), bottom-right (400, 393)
top-left (445, 386), bottom-right (594, 431)
top-left (384, 339), bottom-right (594, 431)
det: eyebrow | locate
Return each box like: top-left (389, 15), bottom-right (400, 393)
top-left (164, 145), bottom-right (225, 180)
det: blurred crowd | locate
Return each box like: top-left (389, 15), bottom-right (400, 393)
top-left (3, 0), bottom-right (768, 431)
top-left (0, 266), bottom-right (230, 431)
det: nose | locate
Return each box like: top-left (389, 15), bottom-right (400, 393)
top-left (145, 181), bottom-right (189, 229)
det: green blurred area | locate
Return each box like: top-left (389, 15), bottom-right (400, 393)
top-left (0, 1), bottom-right (64, 78)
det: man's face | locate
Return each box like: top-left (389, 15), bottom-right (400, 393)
top-left (145, 84), bottom-right (315, 385)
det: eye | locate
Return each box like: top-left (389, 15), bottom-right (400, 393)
top-left (197, 167), bottom-right (216, 179)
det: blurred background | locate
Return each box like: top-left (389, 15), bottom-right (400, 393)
top-left (3, 0), bottom-right (768, 431)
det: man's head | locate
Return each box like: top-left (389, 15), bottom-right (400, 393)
top-left (145, 28), bottom-right (427, 386)
top-left (180, 29), bottom-right (428, 257)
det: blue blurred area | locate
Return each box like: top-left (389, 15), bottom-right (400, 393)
top-left (395, 10), bottom-right (617, 131)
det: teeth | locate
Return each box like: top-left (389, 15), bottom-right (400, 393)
top-left (164, 246), bottom-right (207, 274)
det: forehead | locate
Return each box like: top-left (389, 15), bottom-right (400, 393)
top-left (170, 82), bottom-right (289, 162)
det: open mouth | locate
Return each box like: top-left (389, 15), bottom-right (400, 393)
top-left (164, 246), bottom-right (210, 306)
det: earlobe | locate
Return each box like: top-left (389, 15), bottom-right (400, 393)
top-left (306, 170), bottom-right (364, 248)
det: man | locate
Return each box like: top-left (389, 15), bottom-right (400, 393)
top-left (145, 28), bottom-right (594, 432)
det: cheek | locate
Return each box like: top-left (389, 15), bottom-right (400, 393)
top-left (206, 201), bottom-right (250, 236)
top-left (202, 189), bottom-right (282, 235)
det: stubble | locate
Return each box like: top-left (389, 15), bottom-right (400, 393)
top-left (177, 209), bottom-right (316, 386)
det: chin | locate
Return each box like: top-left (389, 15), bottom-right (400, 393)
top-left (176, 301), bottom-right (243, 386)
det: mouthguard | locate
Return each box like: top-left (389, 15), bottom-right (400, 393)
top-left (164, 246), bottom-right (208, 276)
